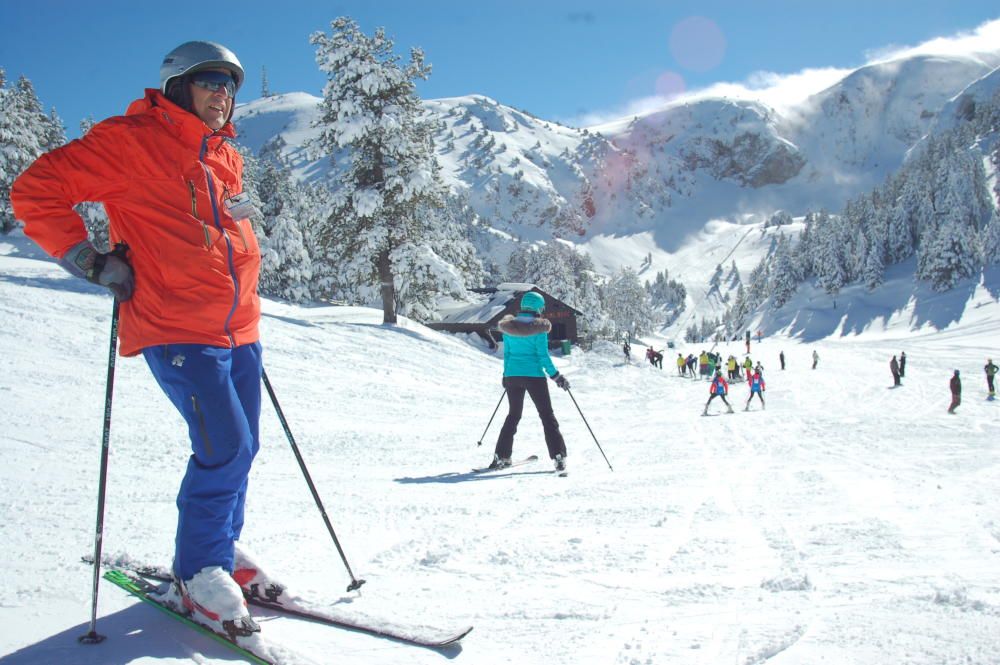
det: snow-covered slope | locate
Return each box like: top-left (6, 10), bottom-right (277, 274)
top-left (2, 230), bottom-right (1000, 665)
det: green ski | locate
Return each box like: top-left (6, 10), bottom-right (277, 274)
top-left (104, 569), bottom-right (273, 665)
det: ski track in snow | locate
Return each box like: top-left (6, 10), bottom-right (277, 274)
top-left (1, 236), bottom-right (1000, 664)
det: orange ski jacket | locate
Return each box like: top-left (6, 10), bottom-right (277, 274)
top-left (11, 89), bottom-right (260, 357)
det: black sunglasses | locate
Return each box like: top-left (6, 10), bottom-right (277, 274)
top-left (190, 70), bottom-right (237, 98)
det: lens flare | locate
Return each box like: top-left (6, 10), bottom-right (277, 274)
top-left (654, 71), bottom-right (686, 101)
top-left (669, 16), bottom-right (726, 72)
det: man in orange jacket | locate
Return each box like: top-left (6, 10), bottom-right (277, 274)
top-left (12, 41), bottom-right (261, 637)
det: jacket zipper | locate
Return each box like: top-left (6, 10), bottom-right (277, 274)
top-left (190, 395), bottom-right (214, 457)
top-left (201, 135), bottom-right (240, 348)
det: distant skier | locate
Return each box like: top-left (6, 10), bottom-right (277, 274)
top-left (677, 353), bottom-right (686, 376)
top-left (699, 350), bottom-right (710, 378)
top-left (622, 340), bottom-right (631, 364)
top-left (899, 351), bottom-right (906, 378)
top-left (743, 355), bottom-right (754, 381)
top-left (948, 370), bottom-right (961, 414)
top-left (985, 358), bottom-right (998, 399)
top-left (686, 354), bottom-right (697, 377)
top-left (779, 350), bottom-right (785, 370)
top-left (745, 330), bottom-right (751, 354)
top-left (812, 349), bottom-right (819, 370)
top-left (703, 370), bottom-right (734, 415)
top-left (745, 368), bottom-right (766, 410)
top-left (727, 354), bottom-right (739, 380)
top-left (653, 349), bottom-right (663, 369)
top-left (489, 292), bottom-right (569, 473)
top-left (890, 355), bottom-right (901, 387)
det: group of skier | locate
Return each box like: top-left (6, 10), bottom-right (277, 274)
top-left (886, 351), bottom-right (996, 412)
top-left (946, 358), bottom-right (997, 413)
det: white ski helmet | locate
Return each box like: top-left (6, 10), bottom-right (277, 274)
top-left (159, 41), bottom-right (245, 95)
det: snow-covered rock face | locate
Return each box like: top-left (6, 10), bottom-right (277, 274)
top-left (234, 52), bottom-right (995, 245)
top-left (787, 55), bottom-right (995, 176)
top-left (236, 50), bottom-right (1000, 264)
top-left (606, 99), bottom-right (806, 190)
top-left (935, 65), bottom-right (1000, 133)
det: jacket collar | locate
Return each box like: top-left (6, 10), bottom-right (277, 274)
top-left (126, 88), bottom-right (237, 148)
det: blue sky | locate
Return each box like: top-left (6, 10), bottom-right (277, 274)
top-left (2, 1), bottom-right (999, 139)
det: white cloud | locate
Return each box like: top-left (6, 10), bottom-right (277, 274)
top-left (865, 17), bottom-right (1000, 63)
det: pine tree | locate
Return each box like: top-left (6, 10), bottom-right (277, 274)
top-left (814, 214), bottom-right (850, 298)
top-left (982, 212), bottom-right (1000, 265)
top-left (768, 234), bottom-right (799, 308)
top-left (918, 219), bottom-right (979, 291)
top-left (310, 17), bottom-right (477, 323)
top-left (604, 267), bottom-right (654, 338)
top-left (1, 73), bottom-right (62, 233)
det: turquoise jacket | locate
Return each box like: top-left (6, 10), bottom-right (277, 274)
top-left (499, 313), bottom-right (558, 378)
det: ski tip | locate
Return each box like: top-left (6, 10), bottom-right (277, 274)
top-left (435, 625), bottom-right (475, 647)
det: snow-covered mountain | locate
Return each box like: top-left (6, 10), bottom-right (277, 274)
top-left (232, 51), bottom-right (1000, 338)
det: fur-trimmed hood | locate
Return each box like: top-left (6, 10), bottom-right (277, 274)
top-left (498, 314), bottom-right (551, 337)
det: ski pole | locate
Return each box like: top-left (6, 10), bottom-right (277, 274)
top-left (261, 369), bottom-right (366, 593)
top-left (80, 298), bottom-right (121, 645)
top-left (476, 390), bottom-right (506, 446)
top-left (565, 388), bottom-right (613, 471)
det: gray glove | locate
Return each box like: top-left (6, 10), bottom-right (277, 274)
top-left (60, 240), bottom-right (134, 301)
top-left (552, 373), bottom-right (570, 391)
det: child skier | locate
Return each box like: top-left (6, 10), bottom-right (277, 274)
top-left (703, 370), bottom-right (734, 415)
top-left (745, 369), bottom-right (766, 410)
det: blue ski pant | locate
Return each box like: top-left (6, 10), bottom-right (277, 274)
top-left (143, 342), bottom-right (262, 581)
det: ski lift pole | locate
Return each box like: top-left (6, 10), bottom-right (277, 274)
top-left (476, 390), bottom-right (506, 446)
top-left (261, 369), bottom-right (366, 593)
top-left (565, 388), bottom-right (613, 471)
top-left (80, 298), bottom-right (121, 645)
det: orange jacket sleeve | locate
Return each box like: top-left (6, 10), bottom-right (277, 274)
top-left (11, 121), bottom-right (130, 258)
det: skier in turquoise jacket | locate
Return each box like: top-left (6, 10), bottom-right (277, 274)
top-left (489, 291), bottom-right (569, 473)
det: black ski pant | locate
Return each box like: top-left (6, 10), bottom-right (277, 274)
top-left (495, 376), bottom-right (566, 460)
top-left (988, 375), bottom-right (996, 394)
top-left (892, 370), bottom-right (900, 386)
top-left (704, 393), bottom-right (731, 410)
top-left (948, 393), bottom-right (961, 413)
top-left (747, 391), bottom-right (765, 407)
